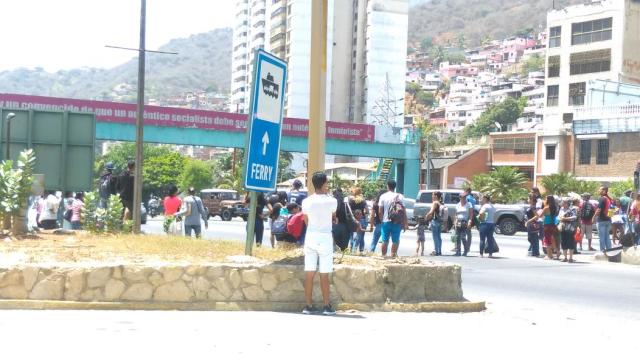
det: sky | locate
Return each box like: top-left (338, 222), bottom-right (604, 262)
top-left (0, 0), bottom-right (235, 72)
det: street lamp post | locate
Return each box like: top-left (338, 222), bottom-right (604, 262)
top-left (4, 112), bottom-right (16, 161)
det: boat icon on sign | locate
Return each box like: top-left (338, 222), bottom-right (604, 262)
top-left (262, 73), bottom-right (279, 99)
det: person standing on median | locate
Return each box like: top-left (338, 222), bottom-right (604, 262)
top-left (378, 180), bottom-right (407, 257)
top-left (177, 187), bottom-right (208, 238)
top-left (302, 172), bottom-right (338, 316)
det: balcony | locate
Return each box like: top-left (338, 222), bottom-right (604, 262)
top-left (573, 104), bottom-right (640, 134)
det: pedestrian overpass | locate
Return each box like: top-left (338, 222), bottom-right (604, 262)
top-left (0, 94), bottom-right (420, 197)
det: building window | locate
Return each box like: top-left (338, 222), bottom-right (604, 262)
top-left (579, 140), bottom-right (591, 165)
top-left (570, 49), bottom-right (611, 75)
top-left (547, 85), bottom-right (559, 107)
top-left (546, 145), bottom-right (556, 160)
top-left (571, 17), bottom-right (613, 45)
top-left (569, 82), bottom-right (586, 106)
top-left (548, 55), bottom-right (560, 78)
top-left (549, 26), bottom-right (561, 48)
top-left (597, 139), bottom-right (609, 165)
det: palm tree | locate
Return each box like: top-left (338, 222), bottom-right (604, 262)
top-left (216, 167), bottom-right (243, 193)
top-left (539, 172), bottom-right (576, 196)
top-left (484, 167), bottom-right (528, 203)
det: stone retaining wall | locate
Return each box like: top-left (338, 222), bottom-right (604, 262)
top-left (0, 260), bottom-right (463, 305)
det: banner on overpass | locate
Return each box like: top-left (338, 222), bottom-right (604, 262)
top-left (0, 93), bottom-right (374, 142)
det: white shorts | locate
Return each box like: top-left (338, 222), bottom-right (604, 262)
top-left (304, 235), bottom-right (333, 273)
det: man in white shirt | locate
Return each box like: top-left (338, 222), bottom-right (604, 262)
top-left (39, 190), bottom-right (60, 230)
top-left (301, 172), bottom-right (338, 316)
top-left (378, 180), bottom-right (407, 257)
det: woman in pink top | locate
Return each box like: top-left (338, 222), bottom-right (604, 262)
top-left (71, 192), bottom-right (84, 230)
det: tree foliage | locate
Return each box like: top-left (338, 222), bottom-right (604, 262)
top-left (520, 53), bottom-right (545, 77)
top-left (179, 158), bottom-right (213, 192)
top-left (97, 142), bottom-right (186, 197)
top-left (609, 179), bottom-right (634, 199)
top-left (464, 97), bottom-right (522, 138)
top-left (467, 167), bottom-right (528, 204)
top-left (416, 91), bottom-right (436, 107)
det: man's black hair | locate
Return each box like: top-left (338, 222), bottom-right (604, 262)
top-left (387, 180), bottom-right (397, 191)
top-left (127, 160), bottom-right (135, 169)
top-left (311, 171), bottom-right (328, 191)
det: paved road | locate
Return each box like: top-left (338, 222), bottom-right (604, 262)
top-left (0, 218), bottom-right (637, 358)
top-left (142, 217), bottom-right (640, 322)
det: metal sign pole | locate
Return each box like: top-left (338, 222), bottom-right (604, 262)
top-left (244, 191), bottom-right (257, 255)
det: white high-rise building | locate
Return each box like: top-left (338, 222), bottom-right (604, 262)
top-left (230, 0), bottom-right (408, 126)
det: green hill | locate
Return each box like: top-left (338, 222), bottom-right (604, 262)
top-left (409, 0), bottom-right (586, 46)
top-left (0, 28), bottom-right (232, 102)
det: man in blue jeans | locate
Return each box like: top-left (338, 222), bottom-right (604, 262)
top-left (178, 187), bottom-right (208, 238)
top-left (592, 186), bottom-right (612, 252)
top-left (378, 180), bottom-right (408, 257)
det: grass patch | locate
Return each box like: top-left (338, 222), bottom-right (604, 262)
top-left (0, 232), bottom-right (303, 264)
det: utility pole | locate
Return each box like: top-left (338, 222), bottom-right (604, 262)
top-left (105, 0), bottom-right (176, 233)
top-left (131, 0), bottom-right (147, 233)
top-left (307, 0), bottom-right (328, 193)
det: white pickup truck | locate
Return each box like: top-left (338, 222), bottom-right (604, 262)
top-left (412, 189), bottom-right (527, 236)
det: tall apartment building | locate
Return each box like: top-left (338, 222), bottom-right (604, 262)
top-left (230, 0), bottom-right (408, 127)
top-left (537, 0), bottom-right (640, 183)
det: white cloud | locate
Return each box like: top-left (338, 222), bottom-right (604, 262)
top-left (0, 0), bottom-right (234, 72)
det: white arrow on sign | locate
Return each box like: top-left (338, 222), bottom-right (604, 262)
top-left (261, 131), bottom-right (270, 156)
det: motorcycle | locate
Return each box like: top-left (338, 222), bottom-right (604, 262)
top-left (148, 195), bottom-right (161, 218)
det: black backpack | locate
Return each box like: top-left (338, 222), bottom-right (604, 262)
top-left (582, 202), bottom-right (594, 220)
top-left (388, 196), bottom-right (406, 224)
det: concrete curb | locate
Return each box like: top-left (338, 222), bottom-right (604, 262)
top-left (0, 299), bottom-right (486, 313)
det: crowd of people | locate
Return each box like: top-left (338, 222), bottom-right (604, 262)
top-left (524, 186), bottom-right (640, 262)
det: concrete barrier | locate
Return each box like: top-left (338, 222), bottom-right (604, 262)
top-left (0, 257), bottom-right (479, 312)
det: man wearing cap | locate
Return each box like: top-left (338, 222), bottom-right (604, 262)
top-left (178, 187), bottom-right (208, 238)
top-left (98, 162), bottom-right (118, 208)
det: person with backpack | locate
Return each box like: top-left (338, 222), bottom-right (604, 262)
top-left (425, 191), bottom-right (446, 256)
top-left (288, 179), bottom-right (307, 206)
top-left (98, 162), bottom-right (118, 208)
top-left (177, 187), bottom-right (208, 238)
top-left (270, 203), bottom-right (288, 244)
top-left (579, 193), bottom-right (596, 251)
top-left (558, 198), bottom-right (578, 263)
top-left (267, 192), bottom-right (283, 248)
top-left (378, 180), bottom-right (407, 257)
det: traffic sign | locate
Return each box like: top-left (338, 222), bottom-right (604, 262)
top-left (243, 49), bottom-right (287, 192)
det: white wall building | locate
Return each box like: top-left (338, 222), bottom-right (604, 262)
top-left (538, 0), bottom-right (640, 177)
top-left (230, 0), bottom-right (408, 126)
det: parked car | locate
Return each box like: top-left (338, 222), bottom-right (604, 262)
top-left (413, 189), bottom-right (526, 236)
top-left (200, 189), bottom-right (248, 221)
top-left (403, 198), bottom-right (417, 229)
